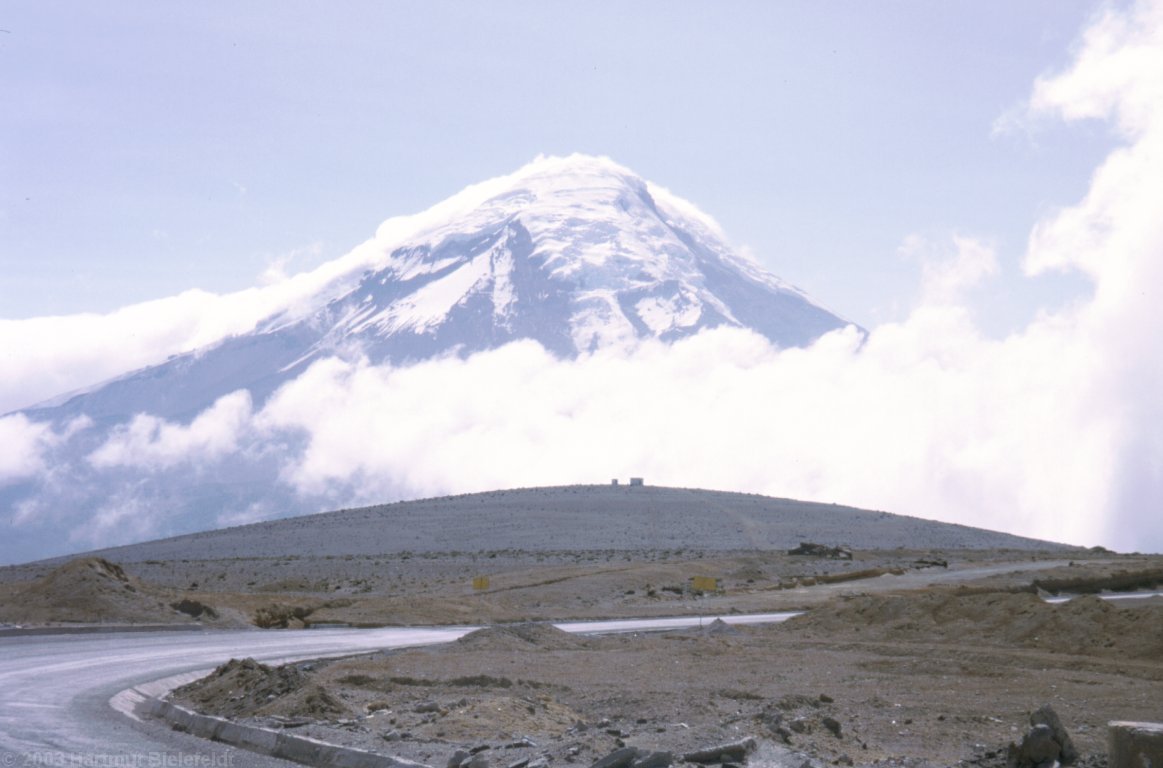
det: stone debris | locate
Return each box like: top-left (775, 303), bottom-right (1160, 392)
top-left (590, 746), bottom-right (643, 768)
top-left (787, 543), bottom-right (854, 560)
top-left (822, 717), bottom-right (843, 739)
top-left (681, 738), bottom-right (757, 764)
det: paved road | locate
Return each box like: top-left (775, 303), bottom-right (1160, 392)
top-left (0, 614), bottom-right (799, 768)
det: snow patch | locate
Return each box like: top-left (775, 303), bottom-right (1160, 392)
top-left (636, 293), bottom-right (703, 334)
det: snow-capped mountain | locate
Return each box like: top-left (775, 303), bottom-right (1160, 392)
top-left (2, 155), bottom-right (856, 564)
top-left (25, 155), bottom-right (849, 425)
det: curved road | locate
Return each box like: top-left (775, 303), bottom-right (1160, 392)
top-left (0, 614), bottom-right (798, 768)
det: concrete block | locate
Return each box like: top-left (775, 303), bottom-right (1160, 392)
top-left (275, 732), bottom-right (328, 764)
top-left (144, 694), bottom-right (430, 768)
top-left (1109, 721), bottom-right (1163, 768)
top-left (168, 706), bottom-right (197, 733)
top-left (213, 721), bottom-right (246, 745)
top-left (187, 712), bottom-right (222, 740)
top-left (234, 725), bottom-right (280, 752)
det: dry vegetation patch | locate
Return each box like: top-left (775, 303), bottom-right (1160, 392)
top-left (786, 589), bottom-right (1163, 660)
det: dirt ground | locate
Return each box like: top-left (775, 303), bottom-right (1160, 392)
top-left (3, 539), bottom-right (1161, 767)
top-left (152, 553), bottom-right (1163, 768)
top-left (4, 489), bottom-right (1160, 766)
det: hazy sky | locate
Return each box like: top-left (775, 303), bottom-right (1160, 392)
top-left (1, 2), bottom-right (1112, 332)
top-left (3, 2), bottom-right (1163, 555)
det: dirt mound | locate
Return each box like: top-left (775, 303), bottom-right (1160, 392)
top-left (453, 622), bottom-right (586, 651)
top-left (0, 557), bottom-right (194, 625)
top-left (785, 590), bottom-right (1163, 659)
top-left (171, 657), bottom-right (351, 720)
top-left (411, 693), bottom-right (584, 742)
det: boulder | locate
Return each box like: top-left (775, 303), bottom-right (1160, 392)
top-left (682, 738), bottom-right (757, 764)
top-left (590, 747), bottom-right (643, 768)
top-left (1020, 724), bottom-right (1060, 765)
top-left (822, 717), bottom-right (843, 739)
top-left (629, 752), bottom-right (673, 768)
top-left (1030, 705), bottom-right (1078, 765)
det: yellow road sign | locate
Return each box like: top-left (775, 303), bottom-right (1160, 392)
top-left (692, 576), bottom-right (718, 592)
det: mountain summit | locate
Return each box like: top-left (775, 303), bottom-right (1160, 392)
top-left (29, 155), bottom-right (852, 424)
top-left (331, 154), bottom-right (849, 356)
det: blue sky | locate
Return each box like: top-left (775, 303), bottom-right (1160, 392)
top-left (1, 2), bottom-right (1113, 331)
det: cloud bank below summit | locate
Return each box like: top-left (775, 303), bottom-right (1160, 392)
top-left (3, 1), bottom-right (1163, 555)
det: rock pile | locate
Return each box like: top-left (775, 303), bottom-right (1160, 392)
top-left (172, 657), bottom-right (350, 720)
top-left (759, 694), bottom-right (846, 748)
top-left (787, 543), bottom-right (853, 560)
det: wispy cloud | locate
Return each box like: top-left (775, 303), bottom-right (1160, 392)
top-left (0, 239), bottom-right (381, 415)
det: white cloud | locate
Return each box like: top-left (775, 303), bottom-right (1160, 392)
top-left (258, 242), bottom-right (325, 286)
top-left (244, 315), bottom-right (1113, 549)
top-left (0, 414), bottom-right (91, 486)
top-left (1029, 1), bottom-right (1163, 138)
top-left (0, 238), bottom-right (388, 415)
top-left (88, 390), bottom-right (254, 470)
top-left (0, 414), bottom-right (55, 484)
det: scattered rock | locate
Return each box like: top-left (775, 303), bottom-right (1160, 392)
top-left (170, 598), bottom-right (218, 619)
top-left (682, 738), bottom-right (757, 764)
top-left (822, 717), bottom-right (842, 739)
top-left (591, 746), bottom-right (642, 768)
top-left (252, 602), bottom-right (314, 629)
top-left (629, 752), bottom-right (673, 768)
top-left (788, 543), bottom-right (853, 560)
top-left (464, 754), bottom-right (490, 768)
